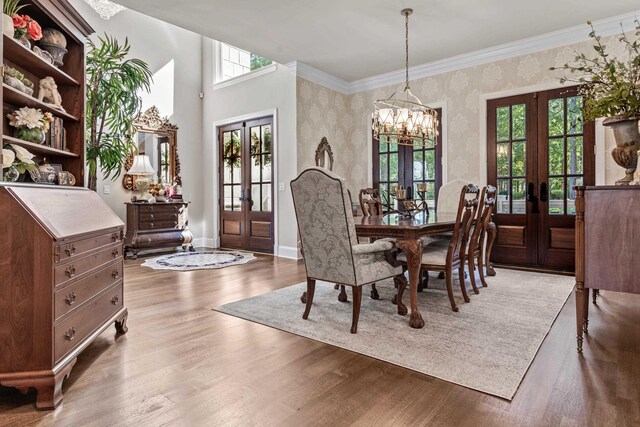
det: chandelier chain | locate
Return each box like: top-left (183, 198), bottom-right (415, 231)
top-left (405, 10), bottom-right (410, 91)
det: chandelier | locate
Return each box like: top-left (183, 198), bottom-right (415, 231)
top-left (372, 8), bottom-right (439, 147)
top-left (84, 0), bottom-right (126, 20)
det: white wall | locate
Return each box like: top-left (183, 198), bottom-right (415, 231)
top-left (201, 38), bottom-right (298, 256)
top-left (69, 0), bottom-right (204, 240)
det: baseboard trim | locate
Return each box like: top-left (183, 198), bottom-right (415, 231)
top-left (193, 237), bottom-right (218, 249)
top-left (277, 245), bottom-right (301, 260)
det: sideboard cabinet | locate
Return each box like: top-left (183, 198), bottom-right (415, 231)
top-left (0, 184), bottom-right (128, 409)
top-left (124, 201), bottom-right (194, 258)
top-left (575, 185), bottom-right (640, 352)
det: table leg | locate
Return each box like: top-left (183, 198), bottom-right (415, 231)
top-left (397, 238), bottom-right (425, 329)
top-left (485, 222), bottom-right (497, 276)
top-left (576, 287), bottom-right (586, 352)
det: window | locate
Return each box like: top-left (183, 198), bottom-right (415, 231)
top-left (373, 108), bottom-right (443, 211)
top-left (217, 42), bottom-right (273, 83)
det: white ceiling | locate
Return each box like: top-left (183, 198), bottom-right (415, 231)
top-left (116, 0), bottom-right (640, 82)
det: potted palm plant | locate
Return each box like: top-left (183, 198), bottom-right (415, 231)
top-left (86, 34), bottom-right (153, 191)
top-left (551, 20), bottom-right (640, 185)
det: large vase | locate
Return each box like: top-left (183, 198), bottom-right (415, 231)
top-left (603, 116), bottom-right (640, 185)
top-left (2, 14), bottom-right (14, 38)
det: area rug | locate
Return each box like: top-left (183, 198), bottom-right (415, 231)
top-left (215, 269), bottom-right (574, 400)
top-left (141, 250), bottom-right (256, 271)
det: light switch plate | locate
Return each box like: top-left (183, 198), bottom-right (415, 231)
top-left (103, 184), bottom-right (111, 195)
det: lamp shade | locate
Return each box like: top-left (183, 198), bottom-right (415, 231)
top-left (127, 155), bottom-right (155, 175)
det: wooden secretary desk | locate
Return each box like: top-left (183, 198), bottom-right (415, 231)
top-left (575, 186), bottom-right (640, 352)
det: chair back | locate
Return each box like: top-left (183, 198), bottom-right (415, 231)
top-left (477, 185), bottom-right (496, 250)
top-left (436, 179), bottom-right (472, 221)
top-left (359, 188), bottom-right (384, 216)
top-left (448, 184), bottom-right (479, 262)
top-left (290, 168), bottom-right (357, 285)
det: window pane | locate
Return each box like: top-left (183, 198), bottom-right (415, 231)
top-left (262, 154), bottom-right (272, 182)
top-left (425, 182), bottom-right (436, 206)
top-left (223, 162), bottom-right (232, 185)
top-left (425, 150), bottom-right (435, 180)
top-left (251, 184), bottom-right (260, 212)
top-left (567, 96), bottom-right (583, 135)
top-left (380, 155), bottom-right (388, 181)
top-left (413, 151), bottom-right (424, 180)
top-left (497, 143), bottom-right (510, 177)
top-left (548, 98), bottom-right (564, 137)
top-left (548, 178), bottom-right (564, 215)
top-left (567, 177), bottom-right (583, 215)
top-left (497, 179), bottom-right (510, 214)
top-left (379, 136), bottom-right (388, 153)
top-left (261, 125), bottom-right (272, 153)
top-left (232, 185), bottom-right (242, 211)
top-left (251, 155), bottom-right (261, 183)
top-left (224, 185), bottom-right (232, 210)
top-left (389, 153), bottom-right (398, 181)
top-left (250, 127), bottom-right (261, 155)
top-left (496, 107), bottom-right (510, 141)
top-left (388, 138), bottom-right (399, 152)
top-left (512, 104), bottom-right (526, 140)
top-left (261, 184), bottom-right (272, 212)
top-left (512, 178), bottom-right (526, 214)
top-left (379, 184), bottom-right (390, 207)
top-left (548, 138), bottom-right (564, 176)
top-left (232, 163), bottom-right (241, 183)
top-left (512, 141), bottom-right (526, 177)
top-left (566, 136), bottom-right (583, 175)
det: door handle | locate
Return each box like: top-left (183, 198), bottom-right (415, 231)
top-left (540, 182), bottom-right (548, 202)
top-left (527, 182), bottom-right (536, 203)
top-left (238, 188), bottom-right (245, 202)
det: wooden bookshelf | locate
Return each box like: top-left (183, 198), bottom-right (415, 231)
top-left (3, 135), bottom-right (79, 158)
top-left (1, 0), bottom-right (93, 186)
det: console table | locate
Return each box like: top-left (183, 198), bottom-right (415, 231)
top-left (575, 186), bottom-right (640, 352)
top-left (124, 201), bottom-right (194, 259)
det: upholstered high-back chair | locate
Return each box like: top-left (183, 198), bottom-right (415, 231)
top-left (291, 168), bottom-right (405, 333)
top-left (436, 179), bottom-right (471, 221)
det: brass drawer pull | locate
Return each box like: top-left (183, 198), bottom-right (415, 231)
top-left (149, 214), bottom-right (155, 220)
top-left (64, 327), bottom-right (76, 341)
top-left (111, 295), bottom-right (119, 305)
top-left (111, 232), bottom-right (120, 242)
top-left (149, 223), bottom-right (154, 229)
top-left (65, 265), bottom-right (76, 278)
top-left (65, 292), bottom-right (77, 305)
top-left (112, 248), bottom-right (120, 258)
top-left (112, 269), bottom-right (120, 279)
top-left (64, 245), bottom-right (76, 256)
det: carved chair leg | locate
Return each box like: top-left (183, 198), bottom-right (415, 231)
top-left (478, 253), bottom-right (488, 288)
top-left (445, 268), bottom-right (458, 312)
top-left (417, 270), bottom-right (424, 293)
top-left (334, 284), bottom-right (340, 290)
top-left (300, 292), bottom-right (307, 303)
top-left (467, 256), bottom-right (479, 295)
top-left (351, 286), bottom-right (363, 334)
top-left (592, 289), bottom-right (600, 304)
top-left (423, 270), bottom-right (429, 288)
top-left (338, 285), bottom-right (348, 302)
top-left (302, 278), bottom-right (316, 319)
top-left (370, 283), bottom-right (380, 300)
top-left (583, 288), bottom-right (590, 334)
top-left (458, 266), bottom-right (470, 303)
top-left (394, 274), bottom-right (408, 315)
top-left (485, 222), bottom-right (497, 276)
top-left (438, 271), bottom-right (445, 279)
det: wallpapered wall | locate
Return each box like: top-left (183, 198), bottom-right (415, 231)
top-left (297, 34), bottom-right (626, 193)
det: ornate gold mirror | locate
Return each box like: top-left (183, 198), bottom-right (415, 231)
top-left (122, 106), bottom-right (181, 190)
top-left (315, 137), bottom-right (334, 171)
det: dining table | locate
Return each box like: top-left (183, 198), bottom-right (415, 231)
top-left (355, 210), bottom-right (456, 329)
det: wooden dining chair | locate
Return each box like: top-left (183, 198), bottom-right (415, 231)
top-left (466, 185), bottom-right (496, 290)
top-left (291, 168), bottom-right (407, 333)
top-left (396, 184), bottom-right (479, 312)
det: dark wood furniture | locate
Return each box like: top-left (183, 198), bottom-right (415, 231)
top-left (355, 211), bottom-right (456, 328)
top-left (1, 0), bottom-right (93, 184)
top-left (359, 188), bottom-right (384, 216)
top-left (124, 201), bottom-right (194, 259)
top-left (467, 185), bottom-right (496, 290)
top-left (575, 186), bottom-right (640, 352)
top-left (397, 185), bottom-right (479, 312)
top-left (0, 183), bottom-right (127, 410)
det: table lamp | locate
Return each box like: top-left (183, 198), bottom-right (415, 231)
top-left (127, 155), bottom-right (155, 201)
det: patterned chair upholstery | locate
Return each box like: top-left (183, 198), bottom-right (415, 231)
top-left (291, 168), bottom-right (405, 333)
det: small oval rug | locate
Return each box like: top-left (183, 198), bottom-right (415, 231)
top-left (141, 251), bottom-right (256, 271)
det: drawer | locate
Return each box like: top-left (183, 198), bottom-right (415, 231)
top-left (54, 282), bottom-right (123, 363)
top-left (55, 243), bottom-right (123, 287)
top-left (56, 231), bottom-right (122, 264)
top-left (54, 260), bottom-right (123, 321)
top-left (139, 220), bottom-right (180, 231)
top-left (139, 204), bottom-right (184, 214)
top-left (139, 211), bottom-right (180, 222)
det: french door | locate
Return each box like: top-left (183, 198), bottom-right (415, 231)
top-left (373, 108), bottom-right (443, 210)
top-left (487, 87), bottom-right (594, 271)
top-left (219, 117), bottom-right (274, 253)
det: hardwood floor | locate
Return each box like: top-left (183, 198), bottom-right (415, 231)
top-left (1, 253), bottom-right (639, 426)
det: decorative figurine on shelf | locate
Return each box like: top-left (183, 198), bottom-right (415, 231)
top-left (39, 28), bottom-right (68, 67)
top-left (37, 77), bottom-right (65, 111)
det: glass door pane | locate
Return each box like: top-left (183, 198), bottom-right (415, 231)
top-left (494, 104), bottom-right (527, 214)
top-left (222, 130), bottom-right (242, 211)
top-left (249, 124), bottom-right (272, 212)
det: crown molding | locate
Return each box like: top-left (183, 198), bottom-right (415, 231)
top-left (289, 10), bottom-right (640, 95)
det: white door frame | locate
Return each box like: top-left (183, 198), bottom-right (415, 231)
top-left (212, 108), bottom-right (279, 253)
